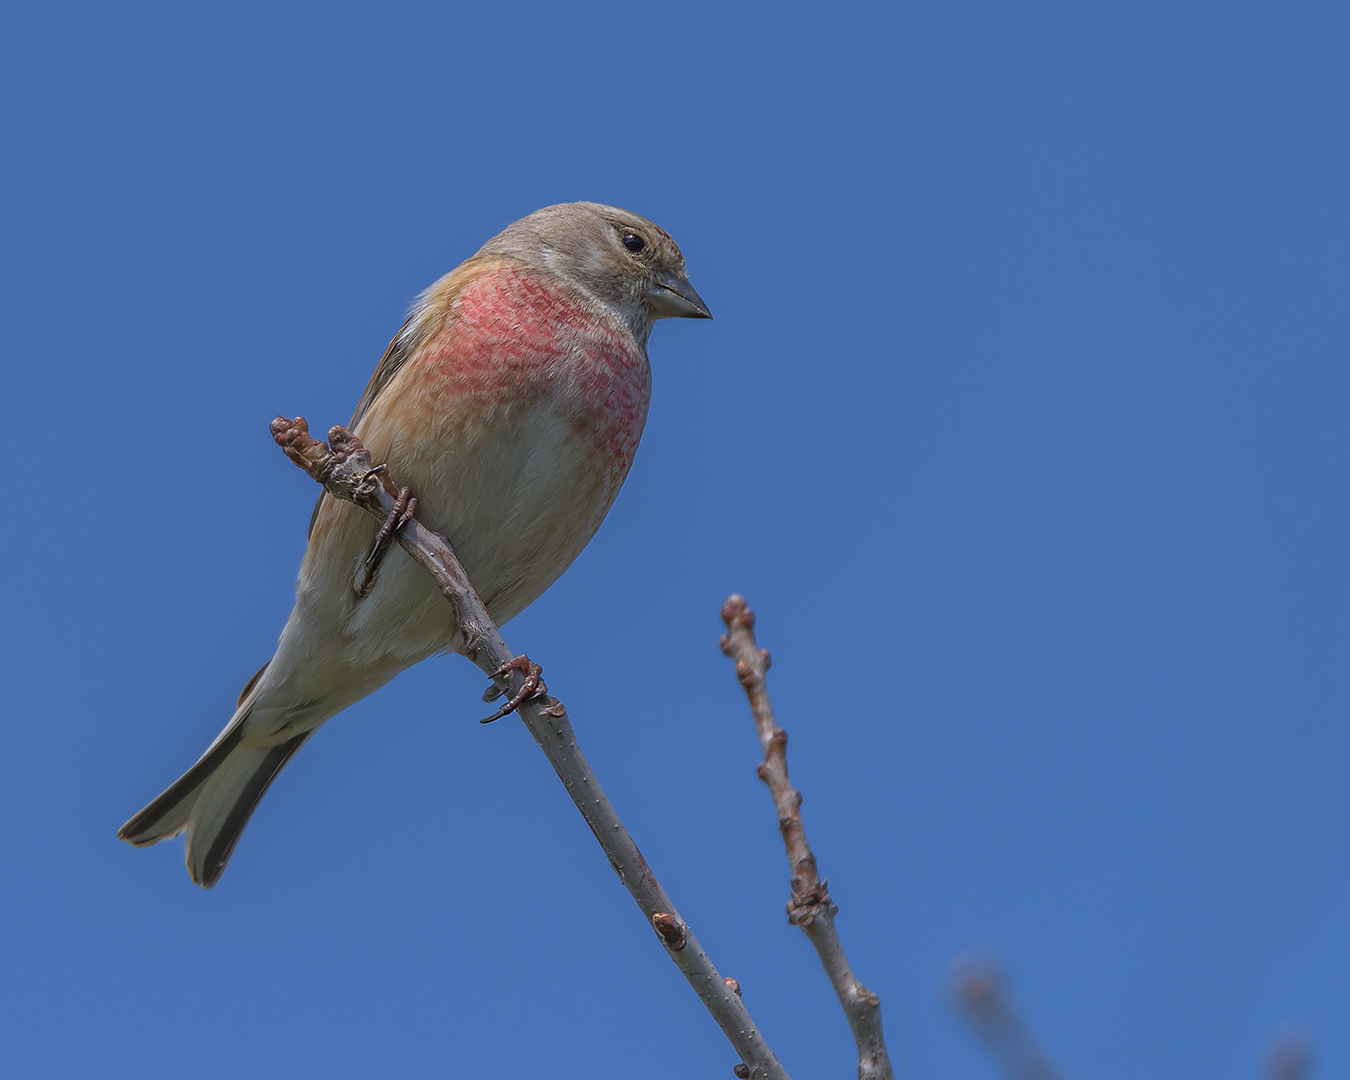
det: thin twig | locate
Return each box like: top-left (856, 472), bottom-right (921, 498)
top-left (719, 595), bottom-right (894, 1080)
top-left (951, 957), bottom-right (1064, 1080)
top-left (272, 417), bottom-right (789, 1080)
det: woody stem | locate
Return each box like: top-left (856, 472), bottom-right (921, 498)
top-left (720, 595), bottom-right (895, 1080)
top-left (271, 416), bottom-right (790, 1080)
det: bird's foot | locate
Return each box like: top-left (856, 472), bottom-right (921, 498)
top-left (480, 655), bottom-right (546, 723)
top-left (356, 482), bottom-right (417, 598)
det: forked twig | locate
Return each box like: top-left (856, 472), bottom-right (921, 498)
top-left (720, 595), bottom-right (894, 1080)
top-left (271, 417), bottom-right (789, 1080)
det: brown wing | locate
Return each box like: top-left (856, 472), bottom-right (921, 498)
top-left (306, 317), bottom-right (415, 538)
top-left (302, 258), bottom-right (499, 539)
top-left (349, 315), bottom-right (417, 431)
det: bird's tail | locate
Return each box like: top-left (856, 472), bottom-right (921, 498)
top-left (118, 674), bottom-right (310, 888)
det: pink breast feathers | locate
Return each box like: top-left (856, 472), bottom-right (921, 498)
top-left (430, 262), bottom-right (653, 479)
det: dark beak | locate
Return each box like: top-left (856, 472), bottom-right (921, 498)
top-left (646, 269), bottom-right (713, 320)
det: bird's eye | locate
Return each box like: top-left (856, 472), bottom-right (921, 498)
top-left (622, 233), bottom-right (646, 254)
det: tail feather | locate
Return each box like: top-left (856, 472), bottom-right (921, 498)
top-left (186, 732), bottom-right (309, 888)
top-left (119, 654), bottom-right (312, 887)
top-left (119, 662), bottom-right (272, 850)
top-left (117, 722), bottom-right (247, 848)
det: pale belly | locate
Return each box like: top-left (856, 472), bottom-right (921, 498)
top-left (247, 394), bottom-right (632, 737)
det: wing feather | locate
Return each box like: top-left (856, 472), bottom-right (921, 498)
top-left (349, 315), bottom-right (417, 432)
top-left (307, 317), bottom-right (414, 538)
top-left (304, 260), bottom-right (489, 538)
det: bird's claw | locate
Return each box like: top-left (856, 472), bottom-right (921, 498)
top-left (356, 485), bottom-right (417, 598)
top-left (480, 655), bottom-right (546, 723)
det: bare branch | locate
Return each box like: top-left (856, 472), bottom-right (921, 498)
top-left (719, 595), bottom-right (894, 1080)
top-left (272, 418), bottom-right (789, 1080)
top-left (951, 957), bottom-right (1064, 1080)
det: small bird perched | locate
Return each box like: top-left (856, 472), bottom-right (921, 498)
top-left (119, 202), bottom-right (711, 887)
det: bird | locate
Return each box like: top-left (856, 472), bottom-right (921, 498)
top-left (118, 202), bottom-right (711, 887)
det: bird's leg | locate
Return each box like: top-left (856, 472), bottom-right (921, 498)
top-left (356, 480), bottom-right (417, 598)
top-left (480, 655), bottom-right (546, 723)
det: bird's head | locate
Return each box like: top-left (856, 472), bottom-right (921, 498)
top-left (480, 202), bottom-right (712, 342)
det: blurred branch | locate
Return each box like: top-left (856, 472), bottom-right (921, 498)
top-left (951, 954), bottom-right (1314, 1080)
top-left (720, 595), bottom-right (895, 1080)
top-left (272, 417), bottom-right (789, 1080)
top-left (1267, 1032), bottom-right (1311, 1080)
top-left (951, 957), bottom-right (1064, 1080)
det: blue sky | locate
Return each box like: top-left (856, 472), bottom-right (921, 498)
top-left (2, 2), bottom-right (1346, 1077)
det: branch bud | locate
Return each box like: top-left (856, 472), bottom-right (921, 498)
top-left (652, 912), bottom-right (687, 951)
top-left (721, 594), bottom-right (755, 630)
